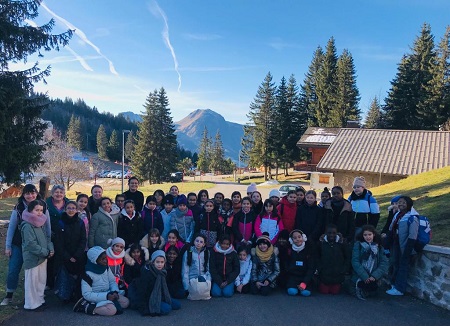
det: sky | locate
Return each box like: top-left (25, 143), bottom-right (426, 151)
top-left (15, 0), bottom-right (450, 124)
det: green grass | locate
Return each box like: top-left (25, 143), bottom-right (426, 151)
top-left (0, 198), bottom-right (17, 219)
top-left (370, 166), bottom-right (450, 247)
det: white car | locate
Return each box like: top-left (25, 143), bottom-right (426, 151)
top-left (278, 184), bottom-right (299, 197)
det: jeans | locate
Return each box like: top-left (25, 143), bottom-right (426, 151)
top-left (211, 282), bottom-right (234, 298)
top-left (160, 299), bottom-right (181, 315)
top-left (6, 244), bottom-right (23, 292)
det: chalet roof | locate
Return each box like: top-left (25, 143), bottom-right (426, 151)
top-left (317, 129), bottom-right (450, 176)
top-left (296, 127), bottom-right (341, 148)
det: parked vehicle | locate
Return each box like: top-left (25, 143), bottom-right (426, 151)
top-left (170, 172), bottom-right (183, 182)
top-left (278, 184), bottom-right (299, 197)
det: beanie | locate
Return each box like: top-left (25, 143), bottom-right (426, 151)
top-left (87, 246), bottom-right (106, 264)
top-left (247, 183), bottom-right (257, 194)
top-left (353, 176), bottom-right (366, 188)
top-left (177, 194), bottom-right (187, 206)
top-left (256, 232), bottom-right (271, 247)
top-left (108, 237), bottom-right (125, 247)
top-left (151, 250), bottom-right (166, 262)
top-left (269, 189), bottom-right (281, 198)
top-left (163, 194), bottom-right (174, 205)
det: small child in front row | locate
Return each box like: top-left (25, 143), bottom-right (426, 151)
top-left (123, 243), bottom-right (149, 285)
top-left (235, 246), bottom-right (252, 294)
top-left (21, 200), bottom-right (54, 311)
top-left (73, 246), bottom-right (129, 315)
top-left (105, 237), bottom-right (127, 291)
top-left (351, 225), bottom-right (389, 300)
top-left (251, 233), bottom-right (280, 296)
top-left (140, 228), bottom-right (165, 257)
top-left (317, 224), bottom-right (350, 294)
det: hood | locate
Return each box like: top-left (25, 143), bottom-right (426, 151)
top-left (139, 234), bottom-right (165, 249)
top-left (124, 246), bottom-right (150, 266)
top-left (214, 242), bottom-right (235, 255)
top-left (87, 246), bottom-right (106, 264)
top-left (121, 208), bottom-right (136, 219)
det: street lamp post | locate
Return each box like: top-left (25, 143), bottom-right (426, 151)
top-left (122, 130), bottom-right (131, 194)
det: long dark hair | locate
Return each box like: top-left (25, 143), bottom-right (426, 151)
top-left (356, 225), bottom-right (382, 246)
top-left (16, 184), bottom-right (43, 214)
top-left (187, 233), bottom-right (209, 272)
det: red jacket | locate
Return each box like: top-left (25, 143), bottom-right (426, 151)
top-left (277, 197), bottom-right (298, 232)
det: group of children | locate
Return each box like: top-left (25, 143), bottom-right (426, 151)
top-left (3, 175), bottom-right (422, 316)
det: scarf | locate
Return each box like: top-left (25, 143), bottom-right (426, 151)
top-left (255, 245), bottom-right (274, 263)
top-left (22, 210), bottom-right (47, 228)
top-left (213, 242), bottom-right (234, 255)
top-left (148, 264), bottom-right (171, 314)
top-left (219, 207), bottom-right (233, 218)
top-left (323, 234), bottom-right (341, 243)
top-left (106, 246), bottom-right (125, 259)
top-left (290, 241), bottom-right (305, 253)
top-left (85, 259), bottom-right (107, 275)
top-left (360, 241), bottom-right (379, 274)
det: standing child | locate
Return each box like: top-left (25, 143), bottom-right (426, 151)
top-left (323, 186), bottom-right (355, 244)
top-left (21, 200), bottom-right (54, 311)
top-left (76, 194), bottom-right (90, 251)
top-left (251, 191), bottom-right (263, 216)
top-left (235, 246), bottom-right (252, 294)
top-left (352, 225), bottom-right (388, 299)
top-left (348, 177), bottom-right (380, 234)
top-left (196, 200), bottom-right (220, 248)
top-left (73, 246), bottom-right (129, 316)
top-left (286, 229), bottom-right (315, 297)
top-left (251, 233), bottom-right (280, 296)
top-left (254, 199), bottom-right (284, 245)
top-left (182, 234), bottom-right (211, 300)
top-left (115, 194), bottom-right (126, 210)
top-left (210, 236), bottom-right (240, 298)
top-left (277, 190), bottom-right (298, 232)
top-left (231, 191), bottom-right (242, 215)
top-left (117, 200), bottom-right (144, 249)
top-left (160, 195), bottom-right (175, 241)
top-left (88, 197), bottom-right (121, 249)
top-left (318, 188), bottom-right (331, 208)
top-left (105, 237), bottom-right (127, 291)
top-left (296, 186), bottom-right (306, 207)
top-left (142, 195), bottom-right (164, 236)
top-left (171, 195), bottom-right (195, 243)
top-left (295, 190), bottom-right (324, 243)
top-left (153, 190), bottom-right (165, 212)
top-left (197, 189), bottom-right (209, 208)
top-left (218, 198), bottom-right (234, 240)
top-left (140, 228), bottom-right (165, 257)
top-left (232, 197), bottom-right (256, 248)
top-left (187, 192), bottom-right (202, 221)
top-left (317, 224), bottom-right (350, 295)
top-left (123, 243), bottom-right (149, 286)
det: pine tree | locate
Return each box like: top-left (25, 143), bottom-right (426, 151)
top-left (197, 127), bottom-right (212, 173)
top-left (242, 72), bottom-right (276, 180)
top-left (364, 97), bottom-right (383, 128)
top-left (210, 130), bottom-right (225, 173)
top-left (333, 49), bottom-right (360, 127)
top-left (107, 130), bottom-right (120, 161)
top-left (124, 130), bottom-right (135, 162)
top-left (0, 0), bottom-right (72, 183)
top-left (67, 114), bottom-right (83, 150)
top-left (96, 124), bottom-right (108, 159)
top-left (272, 76), bottom-right (289, 178)
top-left (316, 38), bottom-right (338, 127)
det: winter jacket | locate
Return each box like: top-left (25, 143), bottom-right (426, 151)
top-left (188, 204), bottom-right (202, 221)
top-left (88, 205), bottom-right (121, 249)
top-left (218, 211), bottom-right (234, 240)
top-left (196, 210), bottom-right (220, 248)
top-left (351, 241), bottom-right (389, 283)
top-left (235, 256), bottom-right (252, 286)
top-left (295, 203), bottom-right (324, 242)
top-left (123, 246), bottom-right (149, 285)
top-left (46, 197), bottom-right (69, 239)
top-left (141, 206), bottom-right (164, 235)
top-left (139, 234), bottom-right (165, 257)
top-left (285, 242), bottom-right (316, 289)
top-left (123, 190), bottom-right (144, 212)
top-left (21, 221), bottom-right (54, 270)
top-left (254, 213), bottom-right (284, 244)
top-left (182, 246), bottom-right (211, 290)
top-left (317, 236), bottom-right (350, 285)
top-left (391, 208), bottom-right (420, 254)
top-left (55, 212), bottom-right (87, 275)
top-left (88, 196), bottom-right (101, 215)
top-left (251, 247), bottom-right (280, 288)
top-left (160, 209), bottom-right (174, 240)
top-left (232, 209), bottom-right (256, 244)
top-left (323, 199), bottom-right (355, 242)
top-left (166, 256), bottom-right (184, 298)
top-left (348, 190), bottom-right (380, 228)
top-left (277, 197), bottom-right (298, 232)
top-left (171, 207), bottom-right (195, 243)
top-left (210, 243), bottom-right (240, 285)
top-left (117, 210), bottom-right (144, 248)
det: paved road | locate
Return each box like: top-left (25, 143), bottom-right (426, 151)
top-left (4, 287), bottom-right (450, 326)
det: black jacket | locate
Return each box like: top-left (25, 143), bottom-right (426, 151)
top-left (117, 212), bottom-right (144, 248)
top-left (317, 239), bottom-right (350, 284)
top-left (210, 247), bottom-right (240, 285)
top-left (286, 242), bottom-right (316, 288)
top-left (324, 199), bottom-right (355, 242)
top-left (295, 203), bottom-right (324, 242)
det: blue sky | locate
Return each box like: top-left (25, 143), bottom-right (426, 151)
top-left (18, 0), bottom-right (450, 124)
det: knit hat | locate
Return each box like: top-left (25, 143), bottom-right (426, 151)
top-left (269, 189), bottom-right (281, 198)
top-left (151, 250), bottom-right (166, 262)
top-left (353, 176), bottom-right (366, 188)
top-left (87, 246), bottom-right (106, 264)
top-left (108, 237), bottom-right (125, 247)
top-left (247, 183), bottom-right (257, 194)
top-left (163, 194), bottom-right (174, 205)
top-left (177, 194), bottom-right (187, 206)
top-left (391, 195), bottom-right (403, 204)
top-left (256, 232), bottom-right (271, 247)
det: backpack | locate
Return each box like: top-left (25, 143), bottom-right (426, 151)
top-left (408, 215), bottom-right (431, 251)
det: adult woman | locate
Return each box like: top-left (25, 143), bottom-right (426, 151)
top-left (2, 185), bottom-right (51, 306)
top-left (88, 185), bottom-right (103, 215)
top-left (46, 184), bottom-right (69, 289)
top-left (123, 177), bottom-right (144, 212)
top-left (88, 197), bottom-right (121, 249)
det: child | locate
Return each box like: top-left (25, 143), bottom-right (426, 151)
top-left (115, 194), bottom-right (126, 210)
top-left (171, 194), bottom-right (195, 243)
top-left (268, 189), bottom-right (281, 206)
top-left (251, 233), bottom-right (280, 296)
top-left (318, 187), bottom-right (331, 208)
top-left (165, 245), bottom-right (185, 299)
top-left (235, 246), bottom-right (252, 294)
top-left (317, 224), bottom-right (350, 295)
top-left (231, 191), bottom-right (242, 215)
top-left (277, 190), bottom-right (298, 232)
top-left (140, 228), bottom-right (165, 257)
top-left (323, 186), bottom-right (355, 244)
top-left (197, 189), bottom-right (209, 208)
top-left (153, 189), bottom-right (165, 212)
top-left (142, 195), bottom-right (164, 236)
top-left (105, 237), bottom-right (126, 290)
top-left (296, 186), bottom-right (306, 207)
top-left (182, 234), bottom-right (211, 300)
top-left (117, 199), bottom-right (144, 249)
top-left (295, 190), bottom-right (324, 242)
top-left (76, 194), bottom-right (90, 251)
top-left (128, 250), bottom-right (181, 316)
top-left (88, 197), bottom-right (121, 249)
top-left (210, 236), bottom-right (240, 298)
top-left (232, 196), bottom-right (256, 248)
top-left (21, 200), bottom-right (54, 311)
top-left (286, 229), bottom-right (315, 297)
top-left (254, 199), bottom-right (284, 245)
top-left (348, 176), bottom-right (380, 232)
top-left (160, 194), bottom-right (175, 241)
top-left (187, 192), bottom-right (202, 220)
top-left (165, 229), bottom-right (185, 252)
top-left (73, 246), bottom-right (129, 315)
top-left (218, 198), bottom-right (234, 240)
top-left (123, 243), bottom-right (149, 285)
top-left (196, 200), bottom-right (220, 248)
top-left (251, 191), bottom-right (263, 215)
top-left (352, 225), bottom-right (388, 299)
top-left (275, 229), bottom-right (290, 289)
top-left (213, 192), bottom-right (225, 212)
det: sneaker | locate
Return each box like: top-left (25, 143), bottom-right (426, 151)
top-left (386, 287), bottom-right (404, 296)
top-left (0, 298), bottom-right (12, 306)
top-left (300, 289), bottom-right (311, 297)
top-left (355, 287), bottom-right (367, 300)
top-left (73, 297), bottom-right (88, 312)
top-left (85, 303), bottom-right (96, 315)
